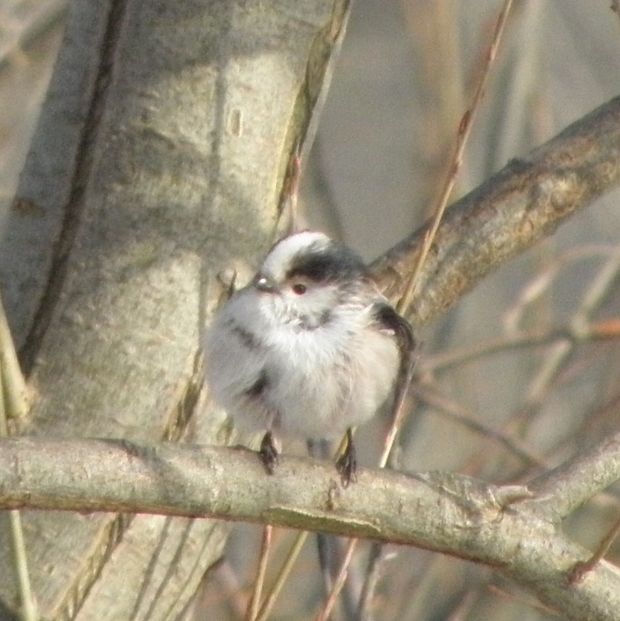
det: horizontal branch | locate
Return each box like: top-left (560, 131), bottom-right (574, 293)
top-left (0, 437), bottom-right (619, 620)
top-left (372, 96), bottom-right (620, 325)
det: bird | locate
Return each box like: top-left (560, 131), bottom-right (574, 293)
top-left (204, 231), bottom-right (414, 485)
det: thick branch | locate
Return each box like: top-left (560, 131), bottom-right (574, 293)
top-left (0, 437), bottom-right (619, 620)
top-left (372, 96), bottom-right (620, 325)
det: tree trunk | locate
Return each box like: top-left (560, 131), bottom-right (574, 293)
top-left (0, 0), bottom-right (350, 618)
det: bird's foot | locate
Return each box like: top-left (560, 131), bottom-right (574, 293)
top-left (335, 429), bottom-right (357, 487)
top-left (259, 431), bottom-right (279, 474)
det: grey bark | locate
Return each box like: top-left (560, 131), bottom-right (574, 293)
top-left (372, 96), bottom-right (620, 324)
top-left (0, 0), bottom-right (351, 618)
top-left (0, 435), bottom-right (619, 621)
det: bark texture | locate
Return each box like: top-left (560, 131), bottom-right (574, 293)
top-left (0, 0), bottom-right (351, 618)
top-left (0, 436), bottom-right (619, 621)
top-left (373, 96), bottom-right (620, 325)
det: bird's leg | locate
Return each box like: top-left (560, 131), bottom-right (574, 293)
top-left (259, 430), bottom-right (279, 474)
top-left (335, 428), bottom-right (357, 487)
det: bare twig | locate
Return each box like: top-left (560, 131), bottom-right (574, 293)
top-left (211, 560), bottom-right (248, 619)
top-left (503, 245), bottom-right (618, 334)
top-left (255, 531), bottom-right (308, 621)
top-left (278, 143), bottom-right (302, 236)
top-left (0, 293), bottom-right (29, 420)
top-left (507, 247), bottom-right (620, 428)
top-left (316, 352), bottom-right (417, 621)
top-left (414, 383), bottom-right (544, 467)
top-left (316, 537), bottom-right (356, 621)
top-left (355, 543), bottom-right (392, 620)
top-left (246, 525), bottom-right (273, 621)
top-left (568, 514), bottom-right (620, 584)
top-left (0, 295), bottom-right (36, 621)
top-left (276, 0), bottom-right (353, 229)
top-left (331, 3), bottom-right (515, 615)
top-left (5, 511), bottom-right (38, 621)
top-left (397, 0), bottom-right (514, 315)
top-left (422, 320), bottom-right (620, 372)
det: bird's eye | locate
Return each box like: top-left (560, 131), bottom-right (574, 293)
top-left (292, 283), bottom-right (307, 295)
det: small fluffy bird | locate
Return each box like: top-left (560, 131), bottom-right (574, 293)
top-left (205, 231), bottom-right (414, 484)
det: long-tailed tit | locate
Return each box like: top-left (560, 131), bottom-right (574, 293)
top-left (205, 231), bottom-right (414, 485)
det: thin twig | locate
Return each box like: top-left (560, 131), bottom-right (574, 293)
top-left (355, 543), bottom-right (391, 621)
top-left (0, 295), bottom-right (37, 621)
top-left (422, 320), bottom-right (620, 373)
top-left (0, 410), bottom-right (37, 621)
top-left (316, 537), bottom-right (357, 621)
top-left (568, 514), bottom-right (620, 584)
top-left (211, 560), bottom-right (248, 619)
top-left (322, 2), bottom-right (515, 616)
top-left (246, 525), bottom-right (273, 621)
top-left (529, 428), bottom-right (620, 520)
top-left (414, 383), bottom-right (544, 467)
top-left (6, 510), bottom-right (38, 621)
top-left (316, 356), bottom-right (416, 621)
top-left (503, 245), bottom-right (617, 334)
top-left (397, 0), bottom-right (514, 315)
top-left (510, 248), bottom-right (620, 426)
top-left (279, 142), bottom-right (302, 236)
top-left (255, 531), bottom-right (309, 621)
top-left (0, 293), bottom-right (30, 419)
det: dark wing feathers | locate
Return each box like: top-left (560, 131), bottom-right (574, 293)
top-left (372, 302), bottom-right (415, 358)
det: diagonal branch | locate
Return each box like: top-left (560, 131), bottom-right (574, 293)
top-left (372, 96), bottom-right (620, 325)
top-left (0, 437), bottom-right (619, 620)
top-left (527, 429), bottom-right (620, 521)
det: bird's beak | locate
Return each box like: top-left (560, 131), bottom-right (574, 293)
top-left (253, 274), bottom-right (278, 293)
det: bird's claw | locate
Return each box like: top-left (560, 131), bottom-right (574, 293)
top-left (259, 431), bottom-right (279, 474)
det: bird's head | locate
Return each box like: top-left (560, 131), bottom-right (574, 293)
top-left (251, 231), bottom-right (370, 328)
